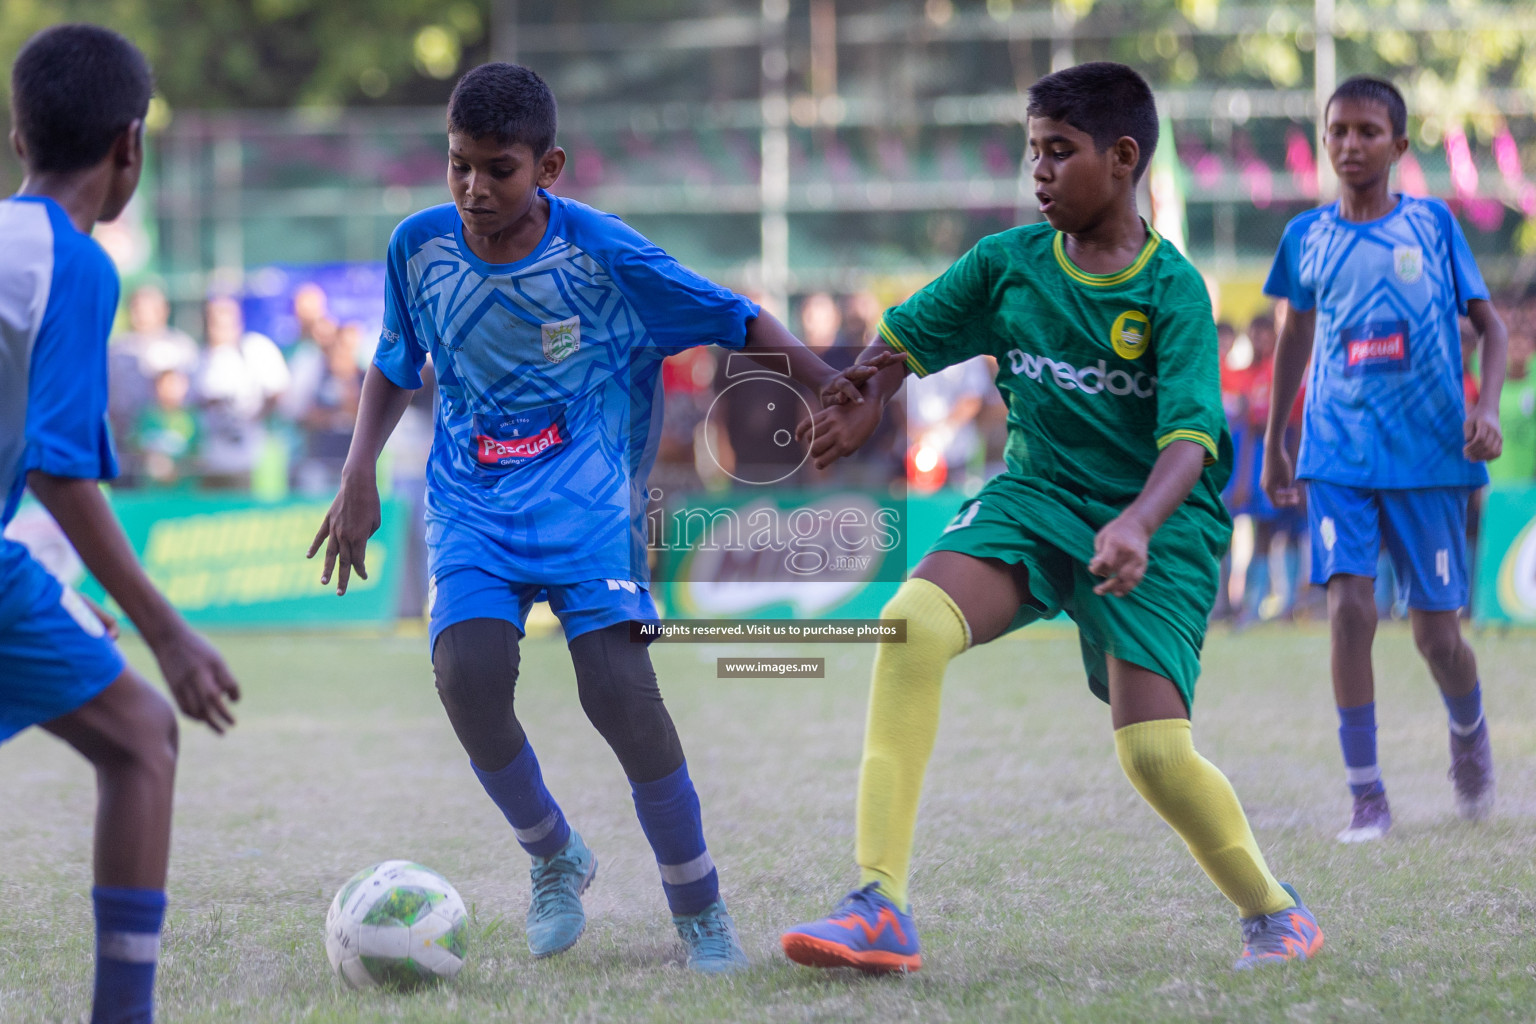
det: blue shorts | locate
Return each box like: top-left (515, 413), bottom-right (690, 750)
top-left (0, 552), bottom-right (125, 744)
top-left (428, 566), bottom-right (658, 653)
top-left (1306, 481), bottom-right (1472, 612)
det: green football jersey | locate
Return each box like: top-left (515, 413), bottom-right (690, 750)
top-left (880, 221), bottom-right (1232, 524)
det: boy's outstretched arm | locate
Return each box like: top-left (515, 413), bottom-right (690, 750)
top-left (1260, 304), bottom-right (1316, 507)
top-left (307, 363), bottom-right (416, 594)
top-left (27, 471), bottom-right (240, 733)
top-left (740, 310), bottom-right (868, 405)
top-left (1465, 298), bottom-right (1508, 462)
top-left (1089, 439), bottom-right (1208, 597)
top-left (797, 341), bottom-right (910, 469)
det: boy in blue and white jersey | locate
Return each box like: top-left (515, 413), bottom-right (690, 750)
top-left (1262, 76), bottom-right (1508, 842)
top-left (2, 25), bottom-right (241, 1024)
top-left (310, 63), bottom-right (861, 971)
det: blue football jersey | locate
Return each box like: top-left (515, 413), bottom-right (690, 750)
top-left (1264, 195), bottom-right (1489, 489)
top-left (374, 193), bottom-right (758, 585)
top-left (0, 196), bottom-right (120, 625)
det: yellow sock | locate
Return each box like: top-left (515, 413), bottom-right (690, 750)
top-left (855, 578), bottom-right (970, 910)
top-left (1114, 719), bottom-right (1294, 918)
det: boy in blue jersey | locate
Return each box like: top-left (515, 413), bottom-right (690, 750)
top-left (308, 63), bottom-right (861, 972)
top-left (2, 25), bottom-right (241, 1024)
top-left (1262, 76), bottom-right (1508, 842)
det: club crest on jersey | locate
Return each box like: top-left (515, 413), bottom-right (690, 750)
top-left (541, 316), bottom-right (581, 363)
top-left (1110, 310), bottom-right (1151, 360)
top-left (1393, 245), bottom-right (1423, 284)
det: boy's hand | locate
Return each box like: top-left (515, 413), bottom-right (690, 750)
top-left (80, 593), bottom-right (120, 640)
top-left (1464, 402), bottom-right (1503, 462)
top-left (1089, 514), bottom-right (1151, 596)
top-left (308, 469), bottom-right (382, 595)
top-left (797, 399), bottom-right (886, 469)
top-left (152, 626), bottom-right (240, 734)
top-left (1260, 436), bottom-right (1302, 508)
top-left (817, 350), bottom-right (907, 406)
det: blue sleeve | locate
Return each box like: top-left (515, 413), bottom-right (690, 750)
top-left (592, 215), bottom-right (760, 356)
top-left (23, 239), bottom-right (119, 481)
top-left (372, 222), bottom-right (428, 389)
top-left (1438, 202), bottom-right (1490, 315)
top-left (1262, 217), bottom-right (1314, 311)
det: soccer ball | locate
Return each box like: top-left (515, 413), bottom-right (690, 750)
top-left (325, 860), bottom-right (469, 989)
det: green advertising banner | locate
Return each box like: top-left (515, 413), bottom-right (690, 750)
top-left (1473, 485), bottom-right (1536, 625)
top-left (654, 489), bottom-right (968, 619)
top-left (84, 493), bottom-right (408, 627)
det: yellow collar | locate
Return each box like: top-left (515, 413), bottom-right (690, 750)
top-left (1052, 222), bottom-right (1161, 287)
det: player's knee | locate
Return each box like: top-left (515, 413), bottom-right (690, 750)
top-left (432, 618), bottom-right (521, 715)
top-left (1113, 720), bottom-right (1195, 794)
top-left (881, 579), bottom-right (969, 666)
top-left (99, 674), bottom-right (178, 783)
top-left (570, 624), bottom-right (682, 781)
top-left (1327, 584), bottom-right (1376, 634)
top-left (1412, 619), bottom-right (1466, 671)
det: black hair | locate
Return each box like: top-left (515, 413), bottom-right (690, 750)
top-left (1327, 75), bottom-right (1407, 138)
top-left (1027, 61), bottom-right (1158, 182)
top-left (10, 24), bottom-right (153, 174)
top-left (1250, 312), bottom-right (1276, 333)
top-left (447, 62), bottom-right (557, 155)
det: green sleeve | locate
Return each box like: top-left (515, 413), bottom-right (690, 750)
top-left (1150, 296), bottom-right (1226, 467)
top-left (877, 239), bottom-right (997, 378)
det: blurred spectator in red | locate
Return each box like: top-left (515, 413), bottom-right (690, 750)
top-left (655, 345), bottom-right (717, 494)
top-left (1236, 310), bottom-right (1306, 624)
top-left (1212, 320), bottom-right (1242, 619)
top-left (196, 295), bottom-right (289, 490)
top-left (903, 357), bottom-right (998, 494)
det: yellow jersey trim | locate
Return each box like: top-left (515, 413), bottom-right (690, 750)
top-left (1157, 428), bottom-right (1219, 466)
top-left (877, 318), bottom-right (931, 378)
top-left (1052, 224), bottom-right (1162, 288)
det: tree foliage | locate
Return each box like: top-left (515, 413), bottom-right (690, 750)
top-left (0, 0), bottom-right (492, 112)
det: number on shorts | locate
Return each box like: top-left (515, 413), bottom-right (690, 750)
top-left (943, 500), bottom-right (982, 534)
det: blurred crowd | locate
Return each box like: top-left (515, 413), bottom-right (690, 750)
top-left (105, 279), bottom-right (1536, 624)
top-left (107, 282), bottom-right (425, 496)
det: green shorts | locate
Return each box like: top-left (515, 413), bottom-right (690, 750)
top-left (924, 474), bottom-right (1230, 710)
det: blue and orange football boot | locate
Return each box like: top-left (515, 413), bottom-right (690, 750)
top-left (780, 883), bottom-right (922, 974)
top-left (1233, 883), bottom-right (1324, 970)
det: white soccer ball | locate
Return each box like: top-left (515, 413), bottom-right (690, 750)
top-left (325, 860), bottom-right (469, 989)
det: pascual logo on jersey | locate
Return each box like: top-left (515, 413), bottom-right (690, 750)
top-left (1110, 310), bottom-right (1151, 360)
top-left (476, 423), bottom-right (564, 463)
top-left (1393, 245), bottom-right (1423, 284)
top-left (541, 316), bottom-right (581, 363)
top-left (1005, 349), bottom-right (1157, 398)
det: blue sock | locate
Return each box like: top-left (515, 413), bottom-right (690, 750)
top-left (631, 762), bottom-right (719, 916)
top-left (1337, 702), bottom-right (1384, 798)
top-left (472, 741), bottom-right (571, 858)
top-left (1443, 682), bottom-right (1485, 738)
top-left (92, 886), bottom-right (165, 1024)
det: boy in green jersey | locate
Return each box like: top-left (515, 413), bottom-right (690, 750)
top-left (780, 62), bottom-right (1322, 973)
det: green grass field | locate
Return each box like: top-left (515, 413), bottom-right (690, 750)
top-left (2, 624), bottom-right (1534, 1023)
